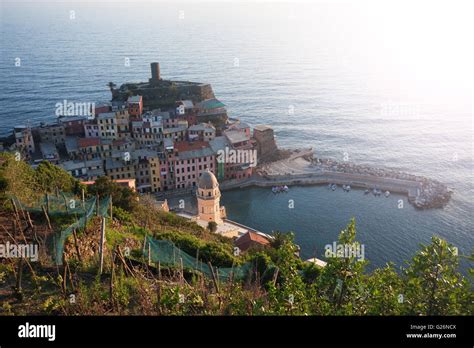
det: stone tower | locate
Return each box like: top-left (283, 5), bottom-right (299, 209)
top-left (197, 170), bottom-right (223, 223)
top-left (150, 62), bottom-right (160, 82)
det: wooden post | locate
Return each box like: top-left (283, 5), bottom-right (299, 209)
top-left (26, 211), bottom-right (34, 231)
top-left (156, 280), bottom-right (162, 314)
top-left (72, 229), bottom-right (82, 263)
top-left (207, 262), bottom-right (220, 294)
top-left (81, 188), bottom-right (85, 209)
top-left (99, 217), bottom-right (106, 275)
top-left (62, 252), bottom-right (67, 295)
top-left (180, 257), bottom-right (184, 284)
top-left (110, 248), bottom-right (116, 304)
top-left (10, 198), bottom-right (22, 236)
top-left (62, 193), bottom-right (69, 214)
top-left (65, 258), bottom-right (75, 292)
top-left (15, 257), bottom-right (24, 301)
top-left (272, 267), bottom-right (280, 287)
top-left (45, 194), bottom-right (50, 215)
top-left (109, 196), bottom-right (113, 220)
top-left (10, 197), bottom-right (19, 218)
top-left (41, 205), bottom-right (53, 232)
top-left (147, 242), bottom-right (151, 266)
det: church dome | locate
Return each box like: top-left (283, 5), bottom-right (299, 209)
top-left (198, 170), bottom-right (219, 189)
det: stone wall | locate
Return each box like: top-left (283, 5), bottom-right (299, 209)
top-left (112, 81), bottom-right (215, 109)
top-left (254, 127), bottom-right (278, 161)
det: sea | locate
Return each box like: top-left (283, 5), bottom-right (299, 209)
top-left (1, 1), bottom-right (472, 272)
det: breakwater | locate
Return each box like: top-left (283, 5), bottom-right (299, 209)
top-left (220, 169), bottom-right (452, 209)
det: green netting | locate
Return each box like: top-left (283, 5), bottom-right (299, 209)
top-left (13, 193), bottom-right (88, 216)
top-left (144, 235), bottom-right (253, 281)
top-left (52, 196), bottom-right (97, 265)
top-left (12, 193), bottom-right (111, 265)
top-left (52, 195), bottom-right (111, 265)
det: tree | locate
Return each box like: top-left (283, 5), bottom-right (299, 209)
top-left (34, 161), bottom-right (80, 194)
top-left (88, 176), bottom-right (138, 211)
top-left (207, 221), bottom-right (217, 233)
top-left (364, 264), bottom-right (403, 315)
top-left (403, 236), bottom-right (472, 315)
top-left (315, 218), bottom-right (368, 315)
top-left (267, 232), bottom-right (309, 315)
top-left (0, 152), bottom-right (37, 205)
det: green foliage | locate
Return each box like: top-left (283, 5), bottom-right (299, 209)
top-left (153, 230), bottom-right (237, 267)
top-left (113, 206), bottom-right (133, 224)
top-left (0, 152), bottom-right (37, 205)
top-left (266, 232), bottom-right (309, 314)
top-left (34, 161), bottom-right (82, 194)
top-left (0, 154), bottom-right (83, 207)
top-left (364, 264), bottom-right (403, 315)
top-left (301, 262), bottom-right (322, 284)
top-left (207, 221), bottom-right (217, 233)
top-left (88, 176), bottom-right (138, 211)
top-left (315, 219), bottom-right (368, 315)
top-left (403, 237), bottom-right (472, 315)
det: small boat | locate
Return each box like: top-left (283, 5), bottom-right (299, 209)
top-left (364, 189), bottom-right (370, 195)
top-left (272, 185), bottom-right (289, 193)
top-left (331, 184), bottom-right (336, 191)
top-left (385, 191), bottom-right (390, 197)
top-left (346, 185), bottom-right (351, 192)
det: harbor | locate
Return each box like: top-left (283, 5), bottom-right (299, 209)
top-left (220, 149), bottom-right (453, 209)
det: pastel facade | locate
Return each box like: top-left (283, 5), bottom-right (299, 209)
top-left (38, 123), bottom-right (66, 145)
top-left (127, 95), bottom-right (143, 118)
top-left (188, 122), bottom-right (216, 142)
top-left (173, 141), bottom-right (216, 190)
top-left (14, 126), bottom-right (35, 154)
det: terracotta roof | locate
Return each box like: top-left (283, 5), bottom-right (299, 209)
top-left (246, 231), bottom-right (271, 244)
top-left (112, 139), bottom-right (127, 146)
top-left (174, 141), bottom-right (210, 152)
top-left (235, 231), bottom-right (271, 251)
top-left (78, 137), bottom-right (100, 148)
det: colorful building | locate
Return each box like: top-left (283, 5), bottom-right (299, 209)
top-left (14, 126), bottom-right (35, 154)
top-left (127, 95), bottom-right (143, 118)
